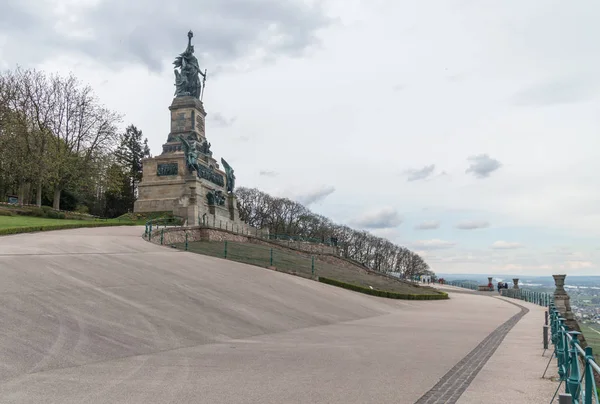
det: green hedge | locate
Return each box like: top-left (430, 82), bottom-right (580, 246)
top-left (0, 222), bottom-right (138, 236)
top-left (318, 277), bottom-right (449, 300)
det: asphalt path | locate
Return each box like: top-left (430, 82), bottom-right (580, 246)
top-left (0, 226), bottom-right (520, 403)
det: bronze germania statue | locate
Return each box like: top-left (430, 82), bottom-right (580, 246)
top-left (173, 31), bottom-right (206, 99)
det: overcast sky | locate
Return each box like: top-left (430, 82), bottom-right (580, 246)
top-left (2, 0), bottom-right (599, 276)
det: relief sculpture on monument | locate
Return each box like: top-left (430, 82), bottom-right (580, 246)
top-left (179, 135), bottom-right (224, 187)
top-left (220, 158), bottom-right (236, 193)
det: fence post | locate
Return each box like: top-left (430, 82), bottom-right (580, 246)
top-left (557, 318), bottom-right (566, 377)
top-left (543, 325), bottom-right (549, 350)
top-left (566, 332), bottom-right (581, 400)
top-left (160, 229), bottom-right (164, 245)
top-left (551, 309), bottom-right (557, 348)
top-left (224, 241), bottom-right (228, 259)
top-left (559, 394), bottom-right (573, 404)
top-left (584, 347), bottom-right (594, 404)
top-left (270, 248), bottom-right (273, 266)
top-left (185, 232), bottom-right (188, 251)
top-left (311, 256), bottom-right (315, 276)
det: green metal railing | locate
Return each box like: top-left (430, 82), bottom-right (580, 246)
top-left (447, 280), bottom-right (479, 291)
top-left (144, 217), bottom-right (183, 240)
top-left (171, 239), bottom-right (319, 279)
top-left (500, 288), bottom-right (554, 308)
top-left (548, 304), bottom-right (600, 403)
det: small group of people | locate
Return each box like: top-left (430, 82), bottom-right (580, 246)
top-left (497, 281), bottom-right (509, 292)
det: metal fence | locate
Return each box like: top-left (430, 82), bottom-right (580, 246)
top-left (197, 220), bottom-right (270, 239)
top-left (171, 239), bottom-right (317, 278)
top-left (144, 217), bottom-right (183, 239)
top-left (144, 218), bottom-right (340, 250)
top-left (501, 288), bottom-right (554, 308)
top-left (548, 304), bottom-right (600, 403)
top-left (447, 280), bottom-right (479, 291)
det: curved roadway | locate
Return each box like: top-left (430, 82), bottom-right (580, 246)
top-left (0, 226), bottom-right (521, 403)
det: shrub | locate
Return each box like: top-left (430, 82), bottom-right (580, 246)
top-left (46, 210), bottom-right (61, 219)
top-left (0, 208), bottom-right (14, 216)
top-left (16, 207), bottom-right (44, 217)
top-left (0, 221), bottom-right (138, 236)
top-left (75, 204), bottom-right (89, 214)
top-left (318, 277), bottom-right (449, 300)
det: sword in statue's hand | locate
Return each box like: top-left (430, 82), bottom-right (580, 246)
top-left (201, 69), bottom-right (207, 101)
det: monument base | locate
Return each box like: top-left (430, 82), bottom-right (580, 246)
top-left (134, 155), bottom-right (247, 230)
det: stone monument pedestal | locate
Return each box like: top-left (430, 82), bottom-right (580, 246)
top-left (133, 94), bottom-right (247, 231)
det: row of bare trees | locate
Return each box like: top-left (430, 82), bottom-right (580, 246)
top-left (0, 67), bottom-right (149, 215)
top-left (236, 187), bottom-right (434, 279)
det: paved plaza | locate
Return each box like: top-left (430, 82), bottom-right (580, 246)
top-left (0, 227), bottom-right (557, 403)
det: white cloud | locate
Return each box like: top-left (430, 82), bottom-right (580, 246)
top-left (564, 260), bottom-right (593, 270)
top-left (412, 239), bottom-right (456, 250)
top-left (352, 207), bottom-right (402, 229)
top-left (210, 112), bottom-right (237, 128)
top-left (259, 170), bottom-right (278, 177)
top-left (465, 154), bottom-right (502, 179)
top-left (293, 185), bottom-right (335, 206)
top-left (491, 241), bottom-right (524, 250)
top-left (404, 164), bottom-right (435, 181)
top-left (415, 220), bottom-right (440, 230)
top-left (456, 221), bottom-right (490, 230)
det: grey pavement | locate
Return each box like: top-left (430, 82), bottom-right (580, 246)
top-left (458, 298), bottom-right (559, 404)
top-left (0, 227), bottom-right (554, 403)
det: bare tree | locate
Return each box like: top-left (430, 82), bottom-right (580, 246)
top-left (43, 73), bottom-right (122, 209)
top-left (0, 68), bottom-right (121, 209)
top-left (235, 186), bottom-right (433, 278)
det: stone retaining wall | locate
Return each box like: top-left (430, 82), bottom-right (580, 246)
top-left (147, 227), bottom-right (250, 245)
top-left (268, 239), bottom-right (337, 255)
top-left (146, 226), bottom-right (430, 291)
top-left (148, 226), bottom-right (337, 255)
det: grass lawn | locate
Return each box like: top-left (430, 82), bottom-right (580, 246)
top-left (0, 216), bottom-right (98, 229)
top-left (177, 240), bottom-right (440, 297)
top-left (581, 323), bottom-right (600, 362)
top-left (0, 215), bottom-right (138, 235)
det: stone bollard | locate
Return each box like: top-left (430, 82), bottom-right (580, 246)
top-left (512, 278), bottom-right (519, 289)
top-left (553, 274), bottom-right (587, 347)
